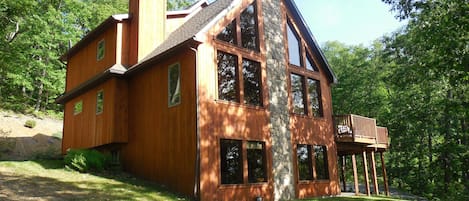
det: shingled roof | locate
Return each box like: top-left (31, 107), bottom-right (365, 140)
top-left (127, 0), bottom-right (236, 74)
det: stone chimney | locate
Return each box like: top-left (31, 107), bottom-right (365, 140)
top-left (129, 0), bottom-right (167, 65)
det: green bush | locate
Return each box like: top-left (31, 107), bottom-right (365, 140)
top-left (64, 149), bottom-right (110, 172)
top-left (24, 120), bottom-right (37, 128)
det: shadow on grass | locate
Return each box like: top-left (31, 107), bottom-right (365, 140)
top-left (26, 160), bottom-right (189, 200)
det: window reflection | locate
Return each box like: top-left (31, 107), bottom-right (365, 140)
top-left (291, 73), bottom-right (305, 114)
top-left (314, 145), bottom-right (329, 180)
top-left (297, 144), bottom-right (313, 180)
top-left (240, 2), bottom-right (259, 51)
top-left (217, 51), bottom-right (239, 102)
top-left (287, 22), bottom-right (301, 66)
top-left (247, 141), bottom-right (267, 183)
top-left (307, 78), bottom-right (322, 117)
top-left (242, 59), bottom-right (262, 106)
top-left (220, 139), bottom-right (243, 184)
top-left (217, 20), bottom-right (237, 44)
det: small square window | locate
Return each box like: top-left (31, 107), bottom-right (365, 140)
top-left (168, 63), bottom-right (181, 107)
top-left (97, 39), bottom-right (105, 61)
top-left (74, 100), bottom-right (83, 115)
top-left (96, 90), bottom-right (104, 114)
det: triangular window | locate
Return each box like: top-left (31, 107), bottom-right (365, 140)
top-left (305, 52), bottom-right (318, 71)
top-left (287, 22), bottom-right (301, 66)
top-left (215, 1), bottom-right (259, 52)
top-left (217, 20), bottom-right (237, 44)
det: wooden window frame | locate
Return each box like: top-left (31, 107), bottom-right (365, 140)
top-left (296, 144), bottom-right (330, 182)
top-left (220, 138), bottom-right (269, 186)
top-left (285, 15), bottom-right (324, 118)
top-left (168, 62), bottom-right (181, 107)
top-left (96, 90), bottom-right (104, 114)
top-left (73, 100), bottom-right (83, 115)
top-left (97, 39), bottom-right (105, 61)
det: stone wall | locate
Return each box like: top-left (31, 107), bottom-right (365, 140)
top-left (262, 0), bottom-right (295, 200)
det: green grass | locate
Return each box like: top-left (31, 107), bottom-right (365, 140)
top-left (299, 196), bottom-right (410, 201)
top-left (0, 160), bottom-right (188, 201)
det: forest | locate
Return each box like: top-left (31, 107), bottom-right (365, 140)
top-left (0, 0), bottom-right (467, 200)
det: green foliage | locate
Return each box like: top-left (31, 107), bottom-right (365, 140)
top-left (24, 120), bottom-right (36, 128)
top-left (64, 149), bottom-right (110, 172)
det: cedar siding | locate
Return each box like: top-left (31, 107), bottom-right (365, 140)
top-left (122, 49), bottom-right (197, 197)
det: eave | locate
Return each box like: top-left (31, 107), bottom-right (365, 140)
top-left (59, 14), bottom-right (129, 62)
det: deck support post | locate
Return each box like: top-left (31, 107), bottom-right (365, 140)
top-left (370, 152), bottom-right (379, 195)
top-left (340, 155), bottom-right (347, 192)
top-left (362, 151), bottom-right (370, 196)
top-left (351, 154), bottom-right (359, 195)
top-left (380, 152), bottom-right (390, 196)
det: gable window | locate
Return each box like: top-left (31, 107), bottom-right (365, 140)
top-left (247, 141), bottom-right (267, 183)
top-left (286, 17), bottom-right (323, 117)
top-left (168, 63), bottom-right (181, 107)
top-left (240, 1), bottom-right (259, 51)
top-left (220, 139), bottom-right (243, 184)
top-left (220, 139), bottom-right (268, 185)
top-left (96, 90), bottom-right (104, 114)
top-left (215, 1), bottom-right (260, 52)
top-left (296, 144), bottom-right (330, 181)
top-left (287, 22), bottom-right (301, 66)
top-left (97, 39), bottom-right (105, 61)
top-left (74, 100), bottom-right (83, 115)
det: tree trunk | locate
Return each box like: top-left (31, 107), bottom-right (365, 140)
top-left (34, 69), bottom-right (46, 112)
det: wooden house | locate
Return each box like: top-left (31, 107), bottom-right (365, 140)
top-left (57, 0), bottom-right (389, 200)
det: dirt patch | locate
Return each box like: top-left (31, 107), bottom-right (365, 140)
top-left (0, 111), bottom-right (63, 160)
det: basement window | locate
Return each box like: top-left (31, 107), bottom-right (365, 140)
top-left (96, 90), bottom-right (104, 114)
top-left (168, 63), bottom-right (181, 107)
top-left (74, 100), bottom-right (83, 115)
top-left (97, 39), bottom-right (105, 61)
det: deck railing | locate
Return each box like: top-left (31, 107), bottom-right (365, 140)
top-left (376, 126), bottom-right (389, 146)
top-left (334, 114), bottom-right (388, 148)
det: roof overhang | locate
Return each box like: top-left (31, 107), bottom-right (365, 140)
top-left (59, 14), bottom-right (129, 62)
top-left (284, 0), bottom-right (338, 83)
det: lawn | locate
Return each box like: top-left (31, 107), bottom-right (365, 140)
top-left (0, 160), bottom-right (188, 201)
top-left (298, 196), bottom-right (410, 201)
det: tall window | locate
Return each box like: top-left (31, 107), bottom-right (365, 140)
top-left (97, 39), bottom-right (105, 61)
top-left (286, 18), bottom-right (323, 117)
top-left (96, 90), bottom-right (104, 114)
top-left (168, 63), bottom-right (181, 107)
top-left (220, 139), bottom-right (268, 185)
top-left (74, 100), bottom-right (83, 115)
top-left (247, 141), bottom-right (267, 183)
top-left (220, 139), bottom-right (243, 184)
top-left (296, 144), bottom-right (330, 181)
top-left (314, 145), bottom-right (329, 180)
top-left (215, 1), bottom-right (262, 107)
top-left (297, 144), bottom-right (313, 180)
top-left (217, 52), bottom-right (239, 102)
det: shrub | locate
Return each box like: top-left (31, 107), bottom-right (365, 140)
top-left (24, 120), bottom-right (37, 128)
top-left (64, 149), bottom-right (110, 172)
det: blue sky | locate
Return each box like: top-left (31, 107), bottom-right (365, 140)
top-left (293, 0), bottom-right (407, 46)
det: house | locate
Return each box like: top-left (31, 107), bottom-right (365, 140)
top-left (57, 0), bottom-right (389, 200)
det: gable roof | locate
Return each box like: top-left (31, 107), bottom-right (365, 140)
top-left (283, 0), bottom-right (337, 83)
top-left (127, 0), bottom-right (236, 74)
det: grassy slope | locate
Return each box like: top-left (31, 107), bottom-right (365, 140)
top-left (0, 160), bottom-right (188, 201)
top-left (299, 196), bottom-right (409, 201)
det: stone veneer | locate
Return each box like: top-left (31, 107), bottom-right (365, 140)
top-left (262, 0), bottom-right (295, 200)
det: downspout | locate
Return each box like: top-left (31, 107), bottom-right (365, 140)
top-left (190, 46), bottom-right (200, 201)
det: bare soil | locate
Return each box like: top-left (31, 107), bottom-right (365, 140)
top-left (0, 111), bottom-right (63, 160)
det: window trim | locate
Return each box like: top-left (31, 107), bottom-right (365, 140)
top-left (168, 62), bottom-right (181, 107)
top-left (296, 144), bottom-right (330, 182)
top-left (96, 90), bottom-right (104, 115)
top-left (73, 100), bottom-right (83, 115)
top-left (97, 39), bottom-right (105, 61)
